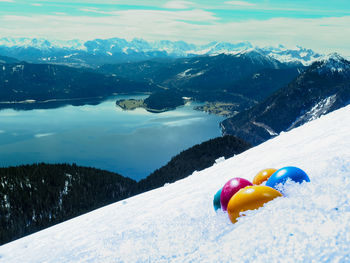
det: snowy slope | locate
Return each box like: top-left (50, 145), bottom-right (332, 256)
top-left (1, 105), bottom-right (350, 262)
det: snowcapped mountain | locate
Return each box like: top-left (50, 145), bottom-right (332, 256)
top-left (0, 37), bottom-right (322, 67)
top-left (313, 52), bottom-right (350, 77)
top-left (0, 104), bottom-right (349, 262)
top-left (259, 44), bottom-right (322, 66)
top-left (0, 37), bottom-right (85, 50)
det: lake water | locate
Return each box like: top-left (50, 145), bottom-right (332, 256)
top-left (0, 95), bottom-right (224, 181)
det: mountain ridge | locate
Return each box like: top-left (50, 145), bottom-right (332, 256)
top-left (0, 37), bottom-right (324, 67)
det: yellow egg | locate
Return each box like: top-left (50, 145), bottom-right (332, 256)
top-left (253, 168), bottom-right (277, 185)
top-left (227, 185), bottom-right (282, 223)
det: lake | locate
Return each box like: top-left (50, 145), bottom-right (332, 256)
top-left (0, 95), bottom-right (224, 181)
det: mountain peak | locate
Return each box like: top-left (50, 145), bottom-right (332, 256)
top-left (315, 52), bottom-right (350, 76)
top-left (320, 52), bottom-right (346, 63)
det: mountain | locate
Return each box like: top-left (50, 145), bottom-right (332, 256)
top-left (221, 53), bottom-right (350, 145)
top-left (259, 44), bottom-right (322, 66)
top-left (0, 55), bottom-right (19, 64)
top-left (0, 61), bottom-right (156, 107)
top-left (0, 104), bottom-right (349, 262)
top-left (0, 37), bottom-right (321, 67)
top-left (100, 51), bottom-right (302, 108)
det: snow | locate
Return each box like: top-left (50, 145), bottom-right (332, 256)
top-left (177, 68), bottom-right (206, 79)
top-left (252, 121), bottom-right (278, 136)
top-left (0, 37), bottom-right (85, 50)
top-left (0, 105), bottom-right (350, 262)
top-left (316, 53), bottom-right (350, 76)
top-left (288, 95), bottom-right (337, 130)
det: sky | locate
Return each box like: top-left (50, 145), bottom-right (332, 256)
top-left (0, 0), bottom-right (350, 55)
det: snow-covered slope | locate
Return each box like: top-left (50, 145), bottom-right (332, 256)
top-left (1, 105), bottom-right (350, 262)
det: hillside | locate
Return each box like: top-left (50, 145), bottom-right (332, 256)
top-left (0, 164), bottom-right (136, 245)
top-left (135, 135), bottom-right (251, 194)
top-left (0, 104), bottom-right (349, 262)
top-left (0, 136), bottom-right (250, 245)
top-left (0, 61), bottom-right (156, 108)
top-left (221, 53), bottom-right (350, 145)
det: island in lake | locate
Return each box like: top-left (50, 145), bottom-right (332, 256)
top-left (116, 89), bottom-right (188, 113)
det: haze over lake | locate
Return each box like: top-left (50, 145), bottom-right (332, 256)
top-left (0, 95), bottom-right (224, 180)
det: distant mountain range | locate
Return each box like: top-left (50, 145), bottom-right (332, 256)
top-left (221, 53), bottom-right (350, 145)
top-left (0, 37), bottom-right (322, 67)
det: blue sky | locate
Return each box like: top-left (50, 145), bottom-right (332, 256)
top-left (0, 0), bottom-right (350, 55)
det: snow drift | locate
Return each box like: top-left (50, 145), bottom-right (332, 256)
top-left (1, 105), bottom-right (350, 263)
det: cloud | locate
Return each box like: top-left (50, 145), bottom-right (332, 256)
top-left (163, 1), bottom-right (194, 9)
top-left (77, 8), bottom-right (217, 22)
top-left (0, 0), bottom-right (14, 2)
top-left (31, 3), bottom-right (43, 6)
top-left (225, 1), bottom-right (255, 7)
top-left (79, 8), bottom-right (105, 14)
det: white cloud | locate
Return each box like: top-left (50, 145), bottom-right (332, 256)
top-left (79, 8), bottom-right (105, 14)
top-left (0, 0), bottom-right (14, 2)
top-left (77, 8), bottom-right (217, 22)
top-left (31, 3), bottom-right (43, 6)
top-left (163, 1), bottom-right (194, 9)
top-left (225, 1), bottom-right (255, 7)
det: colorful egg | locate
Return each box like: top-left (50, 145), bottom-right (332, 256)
top-left (253, 168), bottom-right (277, 185)
top-left (213, 188), bottom-right (222, 211)
top-left (220, 178), bottom-right (253, 211)
top-left (227, 185), bottom-right (282, 223)
top-left (266, 166), bottom-right (310, 189)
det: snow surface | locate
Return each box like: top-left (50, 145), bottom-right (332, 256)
top-left (1, 106), bottom-right (350, 262)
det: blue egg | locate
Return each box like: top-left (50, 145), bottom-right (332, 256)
top-left (213, 188), bottom-right (223, 211)
top-left (266, 166), bottom-right (310, 189)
